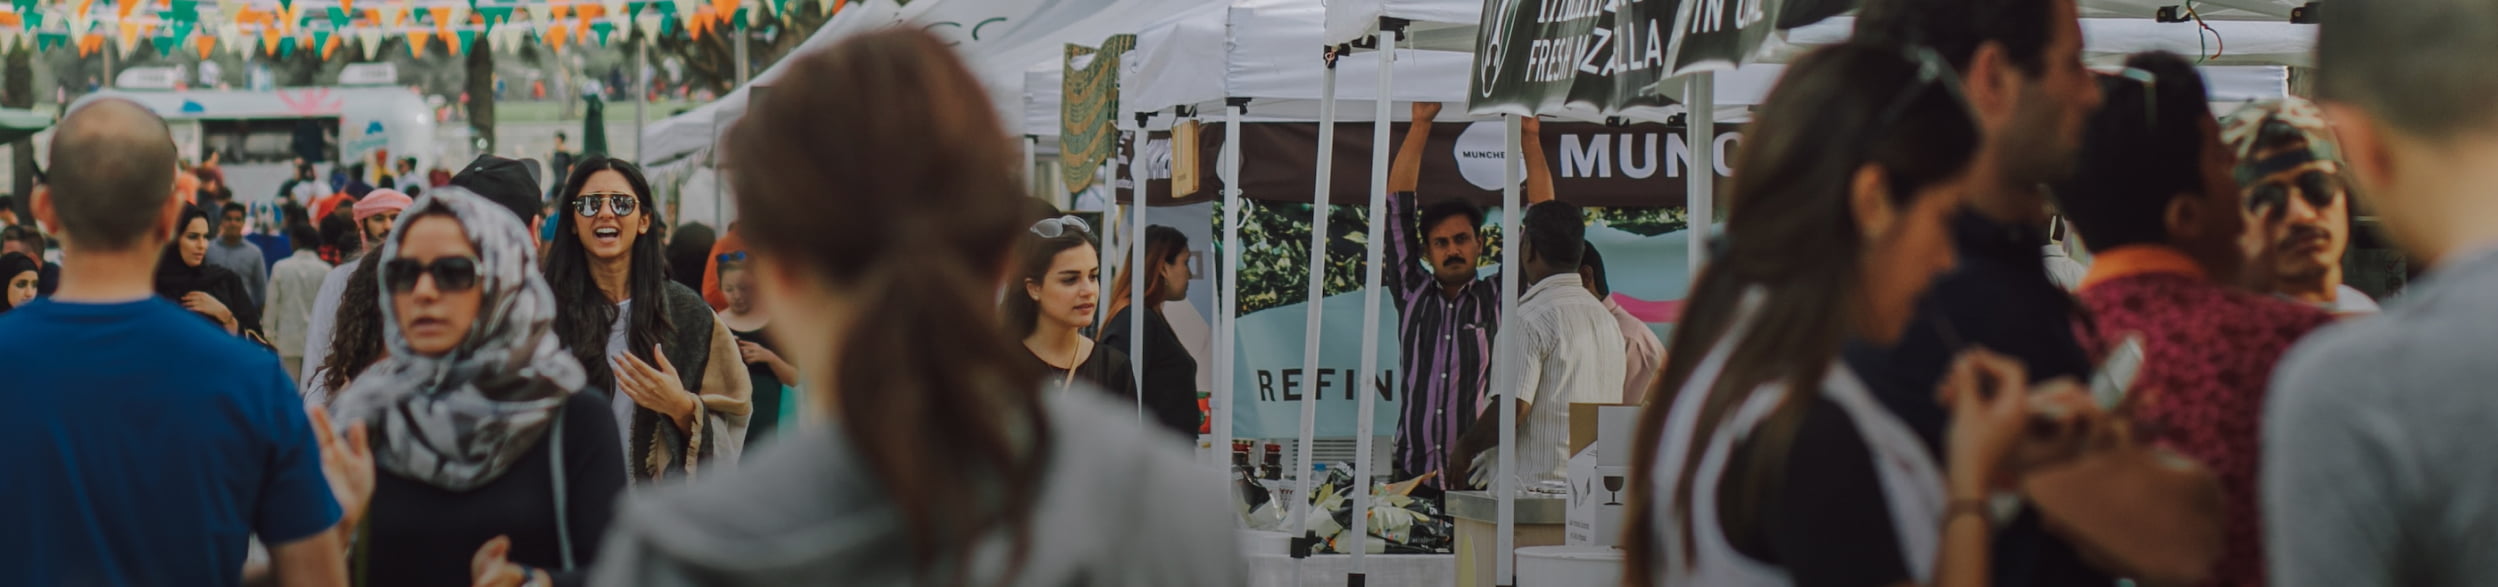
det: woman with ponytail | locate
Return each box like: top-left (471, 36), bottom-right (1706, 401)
top-left (590, 27), bottom-right (1242, 586)
top-left (1624, 44), bottom-right (2099, 587)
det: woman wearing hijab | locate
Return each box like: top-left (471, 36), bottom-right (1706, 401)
top-left (591, 28), bottom-right (1240, 585)
top-left (156, 204), bottom-right (261, 337)
top-left (545, 155), bottom-right (752, 482)
top-left (1, 252), bottom-right (39, 312)
top-left (327, 187), bottom-right (628, 587)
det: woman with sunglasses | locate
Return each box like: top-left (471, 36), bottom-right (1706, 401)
top-left (1625, 45), bottom-right (2097, 587)
top-left (1004, 216), bottom-right (1139, 402)
top-left (591, 28), bottom-right (1239, 585)
top-left (326, 187), bottom-right (627, 587)
top-left (713, 249), bottom-right (798, 445)
top-left (545, 155), bottom-right (753, 481)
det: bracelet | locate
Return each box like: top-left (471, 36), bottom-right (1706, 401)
top-left (1943, 498), bottom-right (1991, 526)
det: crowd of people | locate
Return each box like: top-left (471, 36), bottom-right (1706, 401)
top-left (1, 0), bottom-right (2494, 585)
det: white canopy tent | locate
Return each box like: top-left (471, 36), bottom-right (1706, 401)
top-left (637, 0), bottom-right (905, 176)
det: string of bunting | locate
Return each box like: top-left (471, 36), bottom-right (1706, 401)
top-left (0, 0), bottom-right (833, 57)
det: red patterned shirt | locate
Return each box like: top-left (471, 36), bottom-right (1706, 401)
top-left (2076, 245), bottom-right (2336, 587)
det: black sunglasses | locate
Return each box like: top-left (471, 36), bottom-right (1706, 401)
top-left (573, 192), bottom-right (640, 218)
top-left (2246, 169), bottom-right (2344, 219)
top-left (384, 257), bottom-right (481, 294)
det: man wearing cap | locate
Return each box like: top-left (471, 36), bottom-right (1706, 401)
top-left (2221, 98), bottom-right (2380, 315)
top-left (296, 188), bottom-right (413, 399)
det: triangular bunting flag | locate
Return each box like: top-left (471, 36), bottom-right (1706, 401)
top-left (355, 27), bottom-right (378, 56)
top-left (114, 0), bottom-right (135, 20)
top-left (338, 0), bottom-right (352, 13)
top-left (405, 29), bottom-right (428, 56)
top-left (626, 0), bottom-right (644, 17)
top-left (384, 1), bottom-right (406, 27)
top-left (523, 3), bottom-right (548, 22)
top-left (549, 3), bottom-right (570, 19)
top-left (426, 6), bottom-right (448, 31)
top-left (153, 34), bottom-right (174, 56)
top-left (258, 25), bottom-right (278, 52)
top-left (589, 20), bottom-right (612, 45)
top-left (454, 28), bottom-right (476, 53)
top-left (445, 5), bottom-right (468, 27)
top-left (113, 21), bottom-right (137, 53)
top-left (708, 0), bottom-right (733, 20)
top-left (277, 36), bottom-right (293, 57)
top-left (325, 6), bottom-right (348, 27)
top-left (77, 32), bottom-right (100, 56)
top-left (17, 10), bottom-right (40, 31)
top-left (73, 0), bottom-right (91, 19)
top-left (310, 28), bottom-right (327, 49)
top-left (544, 19), bottom-right (566, 46)
top-left (633, 13), bottom-right (659, 41)
top-left (441, 27), bottom-right (460, 54)
top-left (193, 32), bottom-right (212, 57)
top-left (603, 0), bottom-right (629, 20)
top-left (320, 33), bottom-right (337, 58)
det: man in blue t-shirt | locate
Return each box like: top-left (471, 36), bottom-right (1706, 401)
top-left (0, 98), bottom-right (348, 585)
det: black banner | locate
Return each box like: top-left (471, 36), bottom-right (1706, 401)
top-left (1117, 120), bottom-right (1740, 209)
top-left (1468, 0), bottom-right (1681, 117)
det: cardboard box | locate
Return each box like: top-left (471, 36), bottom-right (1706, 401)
top-left (1565, 449), bottom-right (1633, 546)
top-left (1570, 404), bottom-right (1643, 467)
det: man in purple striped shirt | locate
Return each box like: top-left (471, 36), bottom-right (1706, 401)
top-left (1386, 102), bottom-right (1554, 488)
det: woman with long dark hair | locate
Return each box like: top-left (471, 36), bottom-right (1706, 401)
top-left (544, 155), bottom-right (752, 481)
top-left (155, 204), bottom-right (261, 337)
top-left (1101, 225), bottom-right (1201, 438)
top-left (1003, 220), bottom-right (1139, 402)
top-left (1625, 45), bottom-right (2090, 587)
top-left (591, 27), bottom-right (1240, 585)
top-left (324, 187), bottom-right (627, 587)
top-left (713, 251), bottom-right (797, 445)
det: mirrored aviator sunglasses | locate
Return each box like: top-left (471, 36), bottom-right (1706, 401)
top-left (384, 257), bottom-right (481, 294)
top-left (574, 193), bottom-right (640, 217)
top-left (2247, 169), bottom-right (2344, 218)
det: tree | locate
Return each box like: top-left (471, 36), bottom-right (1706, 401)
top-left (651, 0), bottom-right (833, 96)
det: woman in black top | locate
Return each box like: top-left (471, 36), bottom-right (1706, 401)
top-left (154, 204), bottom-right (260, 337)
top-left (1002, 216), bottom-right (1138, 401)
top-left (714, 252), bottom-right (798, 445)
top-left (325, 188), bottom-right (627, 587)
top-left (1101, 225), bottom-right (1202, 438)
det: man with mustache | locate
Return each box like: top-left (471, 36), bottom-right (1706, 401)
top-left (1385, 102), bottom-right (1554, 490)
top-left (2221, 99), bottom-right (2381, 315)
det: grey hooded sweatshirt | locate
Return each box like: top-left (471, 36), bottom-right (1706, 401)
top-left (590, 390), bottom-right (1247, 586)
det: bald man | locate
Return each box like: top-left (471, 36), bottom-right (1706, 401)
top-left (0, 99), bottom-right (349, 586)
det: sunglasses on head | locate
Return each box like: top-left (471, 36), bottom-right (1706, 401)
top-left (384, 256), bottom-right (481, 294)
top-left (2097, 67), bottom-right (2162, 131)
top-left (1867, 47), bottom-right (1975, 142)
top-left (2246, 169), bottom-right (2344, 218)
top-left (573, 192), bottom-right (640, 218)
top-left (1030, 215), bottom-right (1091, 238)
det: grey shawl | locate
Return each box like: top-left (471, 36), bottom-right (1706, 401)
top-left (329, 187), bottom-right (587, 491)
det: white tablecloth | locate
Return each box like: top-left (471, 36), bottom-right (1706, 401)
top-left (1244, 553), bottom-right (1459, 587)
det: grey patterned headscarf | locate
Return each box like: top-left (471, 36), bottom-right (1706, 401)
top-left (329, 187), bottom-right (587, 491)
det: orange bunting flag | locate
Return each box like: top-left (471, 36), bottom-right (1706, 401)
top-left (115, 0), bottom-right (136, 19)
top-left (546, 22), bottom-right (569, 47)
top-left (366, 8), bottom-right (384, 24)
top-left (550, 3), bottom-right (571, 19)
top-left (74, 0), bottom-right (93, 18)
top-left (443, 29), bottom-right (461, 54)
top-left (710, 0), bottom-right (736, 21)
top-left (428, 7), bottom-right (450, 32)
top-left (77, 33), bottom-right (102, 56)
top-left (195, 35), bottom-right (215, 59)
top-left (406, 30), bottom-right (430, 57)
top-left (575, 4), bottom-right (603, 19)
top-left (259, 26), bottom-right (280, 53)
top-left (321, 34), bottom-right (339, 59)
top-left (339, 0), bottom-right (354, 13)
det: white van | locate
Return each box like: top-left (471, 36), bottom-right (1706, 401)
top-left (82, 86), bottom-right (436, 204)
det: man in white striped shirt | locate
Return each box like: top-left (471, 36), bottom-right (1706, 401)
top-left (1450, 200), bottom-right (1625, 488)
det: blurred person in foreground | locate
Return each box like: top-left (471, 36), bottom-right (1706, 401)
top-left (2049, 52), bottom-right (2330, 587)
top-left (0, 98), bottom-right (346, 585)
top-left (2266, 2), bottom-right (2498, 585)
top-left (1627, 44), bottom-right (2085, 587)
top-left (591, 27), bottom-right (1244, 585)
top-left (1848, 0), bottom-right (2222, 583)
top-left (2220, 99), bottom-right (2379, 315)
top-left (326, 187), bottom-right (627, 587)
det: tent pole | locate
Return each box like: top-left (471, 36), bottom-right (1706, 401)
top-left (1495, 112), bottom-right (1522, 587)
top-left (1024, 135), bottom-right (1039, 197)
top-left (1349, 25), bottom-right (1398, 583)
top-left (1132, 112), bottom-right (1151, 426)
top-left (1220, 98), bottom-right (1245, 473)
top-left (1288, 46), bottom-right (1340, 584)
top-left (634, 39), bottom-right (647, 162)
top-left (1687, 72), bottom-right (1715, 277)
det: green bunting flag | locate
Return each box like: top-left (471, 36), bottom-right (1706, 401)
top-left (454, 28), bottom-right (477, 50)
top-left (590, 20), bottom-right (613, 45)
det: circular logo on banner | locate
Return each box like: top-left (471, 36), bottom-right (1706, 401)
top-left (1455, 121), bottom-right (1527, 191)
